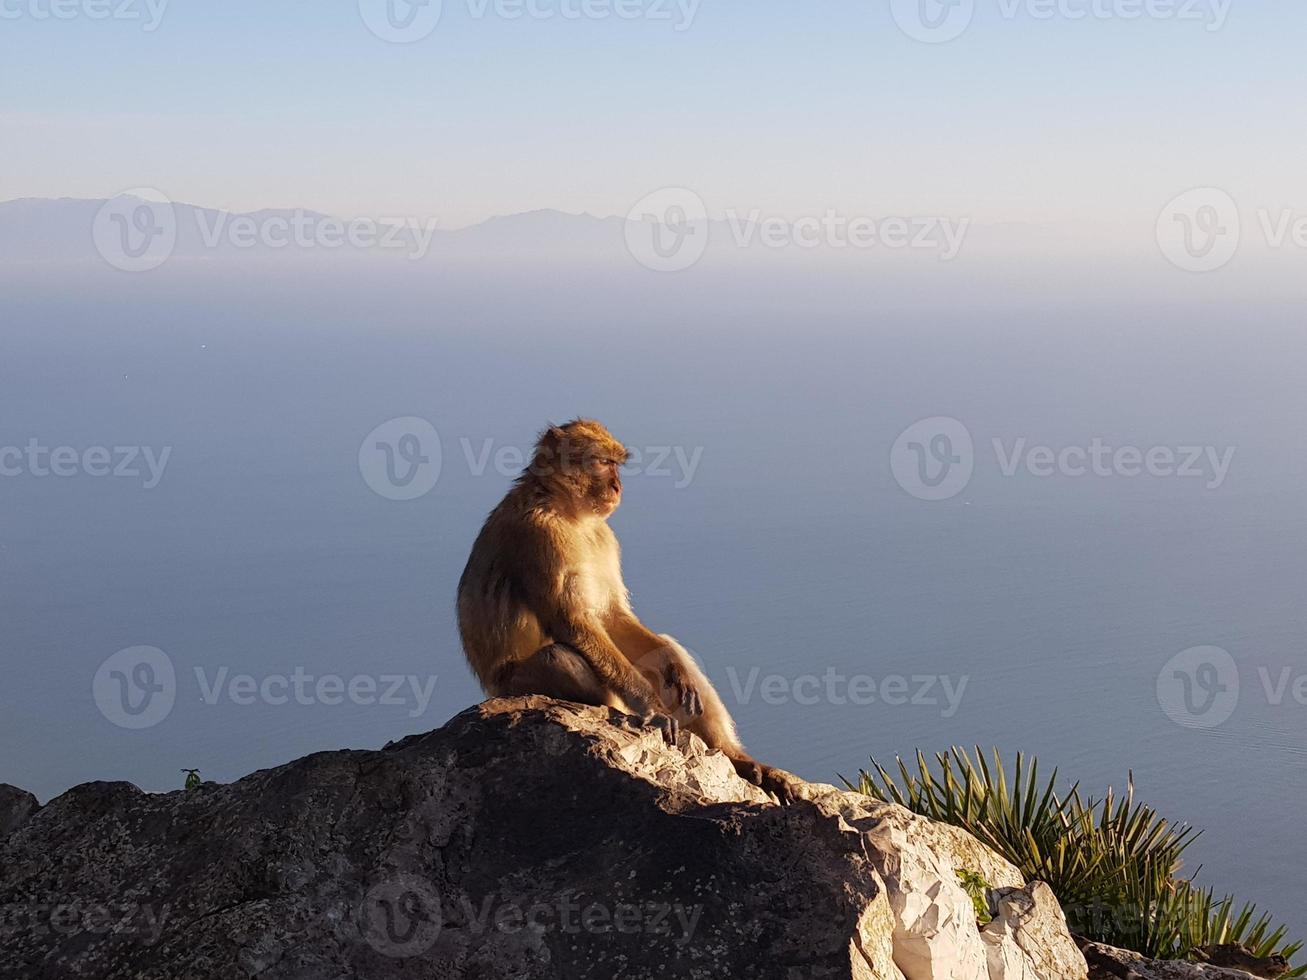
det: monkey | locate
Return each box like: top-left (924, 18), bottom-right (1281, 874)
top-left (457, 419), bottom-right (802, 803)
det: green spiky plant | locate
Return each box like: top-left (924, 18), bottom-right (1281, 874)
top-left (845, 747), bottom-right (1303, 976)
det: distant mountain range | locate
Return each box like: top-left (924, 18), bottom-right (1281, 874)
top-left (0, 195), bottom-right (1080, 267)
top-left (0, 197), bottom-right (638, 263)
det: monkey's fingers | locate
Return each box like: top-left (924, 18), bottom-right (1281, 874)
top-left (678, 685), bottom-right (704, 718)
top-left (643, 711), bottom-right (678, 745)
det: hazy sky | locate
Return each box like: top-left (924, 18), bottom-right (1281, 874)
top-left (2, 1), bottom-right (1304, 227)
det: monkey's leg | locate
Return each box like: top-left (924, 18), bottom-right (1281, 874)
top-left (648, 635), bottom-right (802, 804)
top-left (498, 643), bottom-right (611, 704)
top-left (499, 644), bottom-right (679, 744)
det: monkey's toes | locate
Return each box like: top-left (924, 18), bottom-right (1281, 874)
top-left (759, 766), bottom-right (801, 806)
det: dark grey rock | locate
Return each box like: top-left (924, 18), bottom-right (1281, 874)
top-left (0, 698), bottom-right (897, 980)
top-left (0, 784), bottom-right (39, 839)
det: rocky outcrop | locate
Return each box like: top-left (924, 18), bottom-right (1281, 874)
top-left (0, 697), bottom-right (1091, 979)
top-left (0, 784), bottom-right (38, 839)
top-left (1081, 941), bottom-right (1290, 979)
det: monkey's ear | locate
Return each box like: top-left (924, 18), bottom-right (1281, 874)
top-left (535, 424), bottom-right (568, 462)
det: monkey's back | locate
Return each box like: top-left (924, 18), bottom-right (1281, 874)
top-left (456, 493), bottom-right (553, 694)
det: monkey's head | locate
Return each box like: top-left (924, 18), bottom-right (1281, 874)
top-left (526, 419), bottom-right (629, 518)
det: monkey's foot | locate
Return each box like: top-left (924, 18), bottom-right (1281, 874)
top-left (758, 765), bottom-right (803, 806)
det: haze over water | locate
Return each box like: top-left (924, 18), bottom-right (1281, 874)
top-left (2, 238), bottom-right (1305, 938)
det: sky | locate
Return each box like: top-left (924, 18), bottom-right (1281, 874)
top-left (1, 1), bottom-right (1305, 229)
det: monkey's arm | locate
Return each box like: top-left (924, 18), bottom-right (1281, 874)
top-left (605, 611), bottom-right (669, 660)
top-left (606, 611), bottom-right (705, 718)
top-left (546, 604), bottom-right (661, 717)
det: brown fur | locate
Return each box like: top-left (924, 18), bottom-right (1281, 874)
top-left (457, 419), bottom-right (800, 802)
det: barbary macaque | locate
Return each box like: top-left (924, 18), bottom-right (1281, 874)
top-left (457, 419), bottom-right (800, 802)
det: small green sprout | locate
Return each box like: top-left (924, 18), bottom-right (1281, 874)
top-left (956, 869), bottom-right (992, 925)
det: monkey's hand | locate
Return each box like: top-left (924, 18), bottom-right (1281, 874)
top-left (661, 659), bottom-right (704, 719)
top-left (618, 678), bottom-right (680, 745)
top-left (638, 710), bottom-right (679, 745)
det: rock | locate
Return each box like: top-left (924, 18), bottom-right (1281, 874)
top-left (0, 783), bottom-right (39, 838)
top-left (981, 883), bottom-right (1089, 980)
top-left (1195, 945), bottom-right (1292, 978)
top-left (0, 697), bottom-right (1090, 980)
top-left (786, 787), bottom-right (1083, 980)
top-left (1081, 940), bottom-right (1278, 979)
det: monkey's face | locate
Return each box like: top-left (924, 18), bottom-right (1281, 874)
top-left (530, 419), bottom-right (629, 517)
top-left (585, 453), bottom-right (624, 516)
